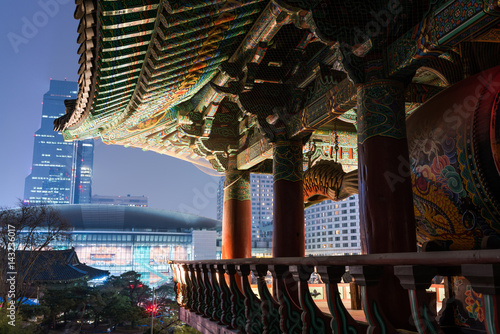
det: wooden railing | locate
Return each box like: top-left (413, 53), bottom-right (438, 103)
top-left (170, 250), bottom-right (500, 334)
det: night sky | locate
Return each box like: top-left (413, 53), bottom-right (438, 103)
top-left (0, 1), bottom-right (220, 219)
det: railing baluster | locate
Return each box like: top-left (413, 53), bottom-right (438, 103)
top-left (225, 264), bottom-right (246, 332)
top-left (171, 264), bottom-right (180, 306)
top-left (316, 265), bottom-right (367, 334)
top-left (188, 264), bottom-right (201, 314)
top-left (462, 264), bottom-right (500, 334)
top-left (238, 264), bottom-right (263, 334)
top-left (252, 264), bottom-right (281, 334)
top-left (431, 267), bottom-right (461, 327)
top-left (209, 264), bottom-right (224, 324)
top-left (182, 264), bottom-right (194, 311)
top-left (201, 264), bottom-right (214, 318)
top-left (194, 264), bottom-right (207, 316)
top-left (290, 265), bottom-right (332, 334)
top-left (217, 264), bottom-right (234, 328)
top-left (394, 265), bottom-right (444, 334)
top-left (270, 264), bottom-right (303, 334)
top-left (350, 265), bottom-right (399, 334)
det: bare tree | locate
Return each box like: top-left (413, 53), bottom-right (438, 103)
top-left (0, 203), bottom-right (71, 310)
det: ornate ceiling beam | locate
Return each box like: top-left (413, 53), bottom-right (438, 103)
top-left (386, 0), bottom-right (500, 79)
top-left (235, 78), bottom-right (444, 170)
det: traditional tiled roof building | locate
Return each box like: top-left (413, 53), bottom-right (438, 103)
top-left (18, 248), bottom-right (109, 284)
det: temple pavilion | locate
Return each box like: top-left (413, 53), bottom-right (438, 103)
top-left (54, 1), bottom-right (500, 333)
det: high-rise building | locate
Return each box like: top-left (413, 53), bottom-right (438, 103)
top-left (91, 194), bottom-right (149, 207)
top-left (216, 174), bottom-right (274, 257)
top-left (24, 80), bottom-right (94, 205)
top-left (249, 174), bottom-right (273, 257)
top-left (217, 174), bottom-right (361, 257)
top-left (304, 195), bottom-right (361, 256)
top-left (216, 177), bottom-right (224, 222)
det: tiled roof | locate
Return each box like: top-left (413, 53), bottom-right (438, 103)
top-left (55, 0), bottom-right (265, 142)
top-left (17, 248), bottom-right (109, 283)
top-left (74, 263), bottom-right (110, 280)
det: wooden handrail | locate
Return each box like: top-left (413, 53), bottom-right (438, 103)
top-left (170, 249), bottom-right (500, 266)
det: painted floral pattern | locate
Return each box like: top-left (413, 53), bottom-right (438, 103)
top-left (465, 286), bottom-right (485, 322)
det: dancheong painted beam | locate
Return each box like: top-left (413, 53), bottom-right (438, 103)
top-left (55, 0), bottom-right (499, 173)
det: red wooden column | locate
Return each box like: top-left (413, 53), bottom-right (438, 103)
top-left (222, 155), bottom-right (251, 259)
top-left (356, 79), bottom-right (416, 330)
top-left (357, 79), bottom-right (416, 254)
top-left (272, 139), bottom-right (305, 258)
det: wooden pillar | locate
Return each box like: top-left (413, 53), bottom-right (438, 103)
top-left (357, 79), bottom-right (416, 254)
top-left (356, 79), bottom-right (415, 330)
top-left (222, 155), bottom-right (251, 259)
top-left (272, 139), bottom-right (305, 257)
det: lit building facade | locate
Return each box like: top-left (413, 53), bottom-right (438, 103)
top-left (305, 195), bottom-right (361, 256)
top-left (91, 194), bottom-right (149, 207)
top-left (216, 174), bottom-right (274, 257)
top-left (217, 175), bottom-right (361, 257)
top-left (24, 80), bottom-right (94, 205)
top-left (216, 177), bottom-right (224, 222)
top-left (48, 205), bottom-right (219, 287)
top-left (250, 174), bottom-right (273, 257)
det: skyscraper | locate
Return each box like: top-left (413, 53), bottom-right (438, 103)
top-left (249, 174), bottom-right (273, 257)
top-left (217, 174), bottom-right (361, 257)
top-left (304, 195), bottom-right (361, 256)
top-left (24, 80), bottom-right (94, 205)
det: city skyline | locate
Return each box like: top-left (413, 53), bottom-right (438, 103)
top-left (0, 2), bottom-right (220, 219)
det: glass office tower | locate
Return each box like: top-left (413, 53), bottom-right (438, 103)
top-left (24, 80), bottom-right (94, 205)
